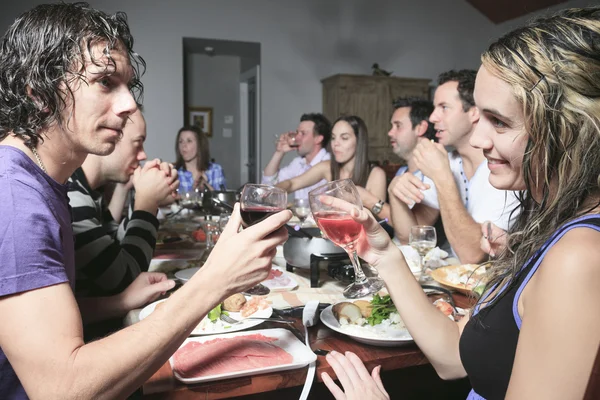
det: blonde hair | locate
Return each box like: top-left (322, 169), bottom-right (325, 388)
top-left (481, 7), bottom-right (600, 297)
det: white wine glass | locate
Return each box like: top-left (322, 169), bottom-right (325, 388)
top-left (293, 198), bottom-right (311, 226)
top-left (309, 179), bottom-right (385, 298)
top-left (409, 225), bottom-right (437, 282)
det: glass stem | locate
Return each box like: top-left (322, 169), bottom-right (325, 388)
top-left (420, 254), bottom-right (432, 282)
top-left (349, 250), bottom-right (367, 283)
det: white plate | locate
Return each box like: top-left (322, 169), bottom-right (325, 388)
top-left (174, 267), bottom-right (201, 282)
top-left (148, 258), bottom-right (203, 274)
top-left (320, 304), bottom-right (413, 347)
top-left (170, 328), bottom-right (317, 384)
top-left (261, 267), bottom-right (298, 291)
top-left (139, 297), bottom-right (273, 336)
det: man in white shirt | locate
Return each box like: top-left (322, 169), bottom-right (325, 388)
top-left (261, 113), bottom-right (331, 200)
top-left (389, 70), bottom-right (519, 263)
top-left (358, 97), bottom-right (436, 225)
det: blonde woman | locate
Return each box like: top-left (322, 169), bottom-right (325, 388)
top-left (324, 7), bottom-right (600, 400)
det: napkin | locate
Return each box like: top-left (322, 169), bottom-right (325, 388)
top-left (398, 245), bottom-right (449, 274)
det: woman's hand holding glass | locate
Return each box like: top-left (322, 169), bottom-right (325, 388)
top-left (319, 192), bottom-right (404, 277)
top-left (309, 179), bottom-right (387, 298)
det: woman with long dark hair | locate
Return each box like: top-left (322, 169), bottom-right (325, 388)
top-left (323, 7), bottom-right (600, 400)
top-left (277, 115), bottom-right (386, 202)
top-left (174, 126), bottom-right (226, 191)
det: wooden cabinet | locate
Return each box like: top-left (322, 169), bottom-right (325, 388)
top-left (322, 74), bottom-right (431, 165)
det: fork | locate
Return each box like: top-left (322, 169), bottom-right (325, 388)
top-left (487, 221), bottom-right (495, 261)
top-left (219, 313), bottom-right (295, 325)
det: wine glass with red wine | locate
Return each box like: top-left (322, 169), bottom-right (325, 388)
top-left (309, 179), bottom-right (385, 298)
top-left (239, 184), bottom-right (288, 295)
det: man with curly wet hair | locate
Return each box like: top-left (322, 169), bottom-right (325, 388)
top-left (0, 3), bottom-right (291, 399)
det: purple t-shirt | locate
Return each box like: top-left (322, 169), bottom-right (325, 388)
top-left (0, 145), bottom-right (75, 399)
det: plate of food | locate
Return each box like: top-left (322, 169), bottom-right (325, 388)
top-left (139, 294), bottom-right (273, 335)
top-left (155, 231), bottom-right (194, 249)
top-left (260, 267), bottom-right (298, 292)
top-left (430, 264), bottom-right (487, 295)
top-left (174, 267), bottom-right (201, 282)
top-left (170, 328), bottom-right (317, 384)
top-left (320, 294), bottom-right (413, 347)
top-left (148, 258), bottom-right (203, 274)
top-left (397, 245), bottom-right (449, 276)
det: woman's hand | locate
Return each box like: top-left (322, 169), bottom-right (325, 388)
top-left (480, 221), bottom-right (507, 258)
top-left (194, 171), bottom-right (214, 191)
top-left (322, 351), bottom-right (389, 400)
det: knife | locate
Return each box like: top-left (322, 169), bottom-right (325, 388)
top-left (273, 303), bottom-right (331, 318)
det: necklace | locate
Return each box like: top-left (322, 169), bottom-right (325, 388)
top-left (29, 145), bottom-right (47, 173)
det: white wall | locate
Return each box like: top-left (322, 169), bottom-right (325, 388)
top-left (186, 54), bottom-right (241, 188)
top-left (0, 0), bottom-right (592, 176)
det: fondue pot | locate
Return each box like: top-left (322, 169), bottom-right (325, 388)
top-left (201, 190), bottom-right (240, 214)
top-left (283, 226), bottom-right (345, 269)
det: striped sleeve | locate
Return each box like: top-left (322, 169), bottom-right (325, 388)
top-left (68, 180), bottom-right (159, 296)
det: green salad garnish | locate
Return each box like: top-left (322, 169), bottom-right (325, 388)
top-left (207, 304), bottom-right (221, 322)
top-left (366, 294), bottom-right (398, 326)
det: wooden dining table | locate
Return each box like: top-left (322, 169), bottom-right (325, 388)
top-left (141, 216), bottom-right (474, 399)
top-left (140, 292), bottom-right (473, 399)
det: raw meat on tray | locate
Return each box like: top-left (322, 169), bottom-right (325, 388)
top-left (173, 334), bottom-right (293, 378)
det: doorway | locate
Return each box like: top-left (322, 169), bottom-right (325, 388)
top-left (183, 38), bottom-right (261, 189)
top-left (240, 66), bottom-right (261, 184)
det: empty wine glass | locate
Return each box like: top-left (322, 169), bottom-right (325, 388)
top-left (199, 215), bottom-right (220, 248)
top-left (197, 215), bottom-right (220, 264)
top-left (239, 184), bottom-right (288, 295)
top-left (409, 225), bottom-right (437, 282)
top-left (293, 198), bottom-right (311, 226)
top-left (178, 188), bottom-right (200, 209)
top-left (309, 179), bottom-right (385, 298)
top-left (218, 212), bottom-right (230, 233)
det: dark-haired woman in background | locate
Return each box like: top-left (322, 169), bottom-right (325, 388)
top-left (174, 126), bottom-right (226, 192)
top-left (276, 115), bottom-right (386, 202)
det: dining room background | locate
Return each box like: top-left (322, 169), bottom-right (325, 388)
top-left (0, 0), bottom-right (590, 189)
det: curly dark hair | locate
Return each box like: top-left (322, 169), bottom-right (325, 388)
top-left (437, 69), bottom-right (476, 112)
top-left (0, 2), bottom-right (146, 147)
top-left (300, 113), bottom-right (332, 148)
top-left (392, 97), bottom-right (437, 141)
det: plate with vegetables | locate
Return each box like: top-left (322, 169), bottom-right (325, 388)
top-left (139, 294), bottom-right (272, 336)
top-left (319, 294), bottom-right (413, 347)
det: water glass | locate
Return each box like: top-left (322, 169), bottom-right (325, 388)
top-left (409, 225), bottom-right (437, 282)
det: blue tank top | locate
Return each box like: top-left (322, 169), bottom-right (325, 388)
top-left (459, 214), bottom-right (600, 400)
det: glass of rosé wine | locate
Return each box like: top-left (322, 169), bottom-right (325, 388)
top-left (309, 179), bottom-right (384, 298)
top-left (239, 184), bottom-right (288, 295)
